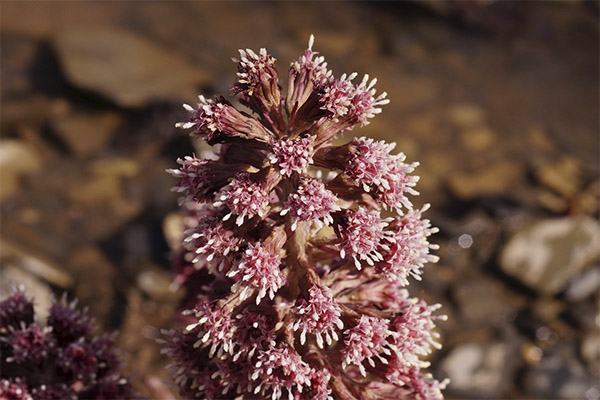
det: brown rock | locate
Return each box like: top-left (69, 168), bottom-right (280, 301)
top-left (447, 103), bottom-right (485, 128)
top-left (534, 156), bottom-right (583, 198)
top-left (162, 213), bottom-right (185, 251)
top-left (52, 111), bottom-right (122, 157)
top-left (447, 160), bottom-right (524, 200)
top-left (68, 247), bottom-right (116, 324)
top-left (0, 139), bottom-right (43, 201)
top-left (0, 239), bottom-right (73, 289)
top-left (460, 126), bottom-right (495, 152)
top-left (53, 29), bottom-right (210, 107)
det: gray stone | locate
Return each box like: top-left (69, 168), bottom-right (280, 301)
top-left (582, 332), bottom-right (600, 379)
top-left (565, 266), bottom-right (600, 302)
top-left (53, 29), bottom-right (210, 108)
top-left (52, 110), bottom-right (122, 158)
top-left (453, 277), bottom-right (523, 327)
top-left (439, 342), bottom-right (517, 398)
top-left (524, 344), bottom-right (598, 399)
top-left (500, 217), bottom-right (600, 295)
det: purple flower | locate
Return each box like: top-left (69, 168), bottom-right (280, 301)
top-left (0, 289), bottom-right (34, 331)
top-left (0, 290), bottom-right (134, 399)
top-left (0, 379), bottom-right (32, 400)
top-left (165, 35), bottom-right (445, 399)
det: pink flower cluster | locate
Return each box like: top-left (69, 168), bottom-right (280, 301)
top-left (165, 36), bottom-right (447, 400)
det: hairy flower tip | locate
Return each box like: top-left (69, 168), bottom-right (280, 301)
top-left (158, 330), bottom-right (199, 389)
top-left (376, 204), bottom-right (439, 285)
top-left (232, 48), bottom-right (282, 119)
top-left (182, 216), bottom-right (240, 270)
top-left (233, 48), bottom-right (278, 96)
top-left (287, 35), bottom-right (332, 114)
top-left (387, 364), bottom-right (448, 400)
top-left (216, 172), bottom-right (270, 226)
top-left (167, 156), bottom-right (229, 204)
top-left (268, 136), bottom-right (314, 177)
top-left (389, 290), bottom-right (445, 367)
top-left (90, 335), bottom-right (121, 376)
top-left (282, 177), bottom-right (340, 231)
top-left (47, 295), bottom-right (92, 346)
top-left (184, 301), bottom-right (234, 359)
top-left (0, 379), bottom-right (33, 400)
top-left (341, 315), bottom-right (395, 377)
top-left (0, 289), bottom-right (34, 331)
top-left (290, 284), bottom-right (343, 348)
top-left (320, 72), bottom-right (389, 129)
top-left (4, 324), bottom-right (55, 364)
top-left (57, 340), bottom-right (98, 381)
top-left (228, 242), bottom-right (285, 305)
top-left (232, 309), bottom-right (276, 361)
top-left (336, 207), bottom-right (393, 269)
top-left (294, 368), bottom-right (333, 400)
top-left (251, 346), bottom-right (311, 400)
top-left (345, 137), bottom-right (419, 212)
top-left (176, 95), bottom-right (271, 142)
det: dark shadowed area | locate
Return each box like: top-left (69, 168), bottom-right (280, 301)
top-left (1, 1), bottom-right (598, 399)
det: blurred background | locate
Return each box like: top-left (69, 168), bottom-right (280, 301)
top-left (1, 1), bottom-right (598, 399)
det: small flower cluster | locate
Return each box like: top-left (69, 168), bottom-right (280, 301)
top-left (0, 288), bottom-right (133, 399)
top-left (165, 36), bottom-right (447, 400)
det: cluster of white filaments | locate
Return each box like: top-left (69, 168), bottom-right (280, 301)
top-left (228, 243), bottom-right (285, 305)
top-left (320, 73), bottom-right (390, 128)
top-left (337, 207), bottom-right (394, 269)
top-left (268, 137), bottom-right (314, 177)
top-left (341, 315), bottom-right (396, 377)
top-left (289, 284), bottom-right (344, 348)
top-left (215, 173), bottom-right (270, 226)
top-left (234, 48), bottom-right (277, 95)
top-left (281, 177), bottom-right (340, 231)
top-left (345, 137), bottom-right (420, 213)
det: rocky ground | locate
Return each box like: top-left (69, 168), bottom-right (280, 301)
top-left (1, 2), bottom-right (598, 399)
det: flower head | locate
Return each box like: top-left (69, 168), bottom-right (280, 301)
top-left (320, 73), bottom-right (389, 130)
top-left (177, 96), bottom-right (272, 142)
top-left (0, 291), bottom-right (133, 399)
top-left (167, 156), bottom-right (239, 204)
top-left (182, 215), bottom-right (241, 271)
top-left (217, 172), bottom-right (271, 226)
top-left (166, 35), bottom-right (444, 400)
top-left (252, 346), bottom-right (311, 400)
top-left (287, 35), bottom-right (332, 117)
top-left (183, 300), bottom-right (234, 358)
top-left (269, 136), bottom-right (314, 177)
top-left (228, 242), bottom-right (285, 304)
top-left (0, 289), bottom-right (34, 332)
top-left (336, 207), bottom-right (392, 269)
top-left (376, 205), bottom-right (439, 285)
top-left (341, 315), bottom-right (394, 377)
top-left (282, 177), bottom-right (340, 231)
top-left (0, 379), bottom-right (32, 400)
top-left (290, 284), bottom-right (343, 347)
top-left (344, 137), bottom-right (419, 212)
